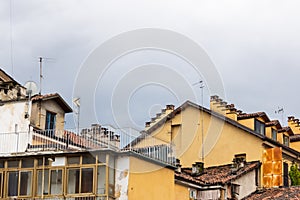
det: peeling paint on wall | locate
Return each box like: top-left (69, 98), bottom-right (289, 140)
top-left (0, 100), bottom-right (31, 153)
top-left (115, 156), bottom-right (129, 200)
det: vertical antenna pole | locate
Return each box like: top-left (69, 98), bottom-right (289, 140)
top-left (193, 80), bottom-right (205, 162)
top-left (200, 82), bottom-right (205, 163)
top-left (39, 57), bottom-right (42, 95)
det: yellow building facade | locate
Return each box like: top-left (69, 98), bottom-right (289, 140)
top-left (135, 95), bottom-right (300, 188)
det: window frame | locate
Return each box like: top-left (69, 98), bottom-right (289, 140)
top-left (45, 110), bottom-right (56, 130)
top-left (6, 170), bottom-right (33, 198)
top-left (271, 128), bottom-right (277, 141)
top-left (36, 167), bottom-right (64, 197)
top-left (254, 119), bottom-right (265, 135)
top-left (66, 166), bottom-right (95, 195)
top-left (283, 135), bottom-right (289, 146)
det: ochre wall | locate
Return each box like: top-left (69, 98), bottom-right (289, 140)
top-left (140, 106), bottom-right (264, 168)
top-left (174, 183), bottom-right (190, 200)
top-left (30, 99), bottom-right (66, 131)
top-left (128, 157), bottom-right (174, 200)
top-left (238, 118), bottom-right (255, 130)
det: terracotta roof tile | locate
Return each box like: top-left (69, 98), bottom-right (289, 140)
top-left (243, 186), bottom-right (300, 200)
top-left (31, 93), bottom-right (72, 113)
top-left (175, 161), bottom-right (261, 185)
top-left (278, 126), bottom-right (294, 135)
top-left (31, 93), bottom-right (59, 101)
top-left (237, 112), bottom-right (270, 122)
top-left (290, 134), bottom-right (300, 142)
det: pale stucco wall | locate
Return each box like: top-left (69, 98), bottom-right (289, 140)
top-left (0, 100), bottom-right (31, 153)
top-left (233, 169), bottom-right (257, 199)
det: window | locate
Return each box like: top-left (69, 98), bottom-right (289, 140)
top-left (8, 160), bottom-right (19, 168)
top-left (50, 169), bottom-right (63, 195)
top-left (0, 172), bottom-right (2, 198)
top-left (189, 189), bottom-right (197, 199)
top-left (82, 154), bottom-right (96, 165)
top-left (67, 168), bottom-right (94, 194)
top-left (67, 156), bottom-right (80, 165)
top-left (7, 171), bottom-right (32, 197)
top-left (36, 169), bottom-right (63, 196)
top-left (283, 135), bottom-right (289, 146)
top-left (20, 171), bottom-right (32, 196)
top-left (45, 111), bottom-right (56, 130)
top-left (8, 171), bottom-right (18, 196)
top-left (255, 119), bottom-right (265, 135)
top-left (37, 170), bottom-right (49, 195)
top-left (22, 159), bottom-right (34, 168)
top-left (108, 156), bottom-right (115, 196)
top-left (271, 129), bottom-right (277, 141)
top-left (81, 168), bottom-right (94, 193)
top-left (97, 166), bottom-right (106, 194)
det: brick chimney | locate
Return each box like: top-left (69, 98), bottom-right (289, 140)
top-left (210, 95), bottom-right (227, 115)
top-left (226, 104), bottom-right (238, 121)
top-left (145, 104), bottom-right (175, 130)
top-left (288, 116), bottom-right (300, 134)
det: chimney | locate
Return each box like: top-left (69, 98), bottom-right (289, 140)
top-left (175, 159), bottom-right (182, 173)
top-left (231, 153), bottom-right (246, 173)
top-left (288, 116), bottom-right (300, 134)
top-left (210, 95), bottom-right (227, 115)
top-left (166, 104), bottom-right (175, 114)
top-left (191, 162), bottom-right (204, 176)
top-left (145, 121), bottom-right (151, 128)
top-left (156, 113), bottom-right (162, 119)
top-left (226, 104), bottom-right (238, 121)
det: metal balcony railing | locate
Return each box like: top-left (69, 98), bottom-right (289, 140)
top-left (0, 126), bottom-right (176, 166)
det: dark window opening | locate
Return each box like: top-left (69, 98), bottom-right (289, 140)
top-left (45, 111), bottom-right (56, 131)
top-left (271, 128), bottom-right (277, 141)
top-left (255, 119), bottom-right (265, 135)
top-left (8, 172), bottom-right (18, 196)
top-left (283, 135), bottom-right (289, 146)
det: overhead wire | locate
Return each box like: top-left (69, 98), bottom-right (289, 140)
top-left (9, 0), bottom-right (14, 76)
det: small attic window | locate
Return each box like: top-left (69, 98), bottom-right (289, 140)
top-left (283, 135), bottom-right (289, 146)
top-left (45, 111), bottom-right (56, 131)
top-left (255, 119), bottom-right (265, 135)
top-left (272, 128), bottom-right (277, 141)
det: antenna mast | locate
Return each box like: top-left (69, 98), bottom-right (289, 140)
top-left (193, 80), bottom-right (205, 162)
top-left (39, 57), bottom-right (43, 95)
top-left (275, 107), bottom-right (284, 126)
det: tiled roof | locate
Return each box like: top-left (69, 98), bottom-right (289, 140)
top-left (278, 126), bottom-right (294, 135)
top-left (31, 93), bottom-right (59, 101)
top-left (0, 68), bottom-right (25, 88)
top-left (237, 112), bottom-right (270, 122)
top-left (175, 161), bottom-right (261, 185)
top-left (243, 186), bottom-right (300, 200)
top-left (132, 100), bottom-right (300, 157)
top-left (290, 134), bottom-right (300, 142)
top-left (31, 93), bottom-right (72, 113)
top-left (265, 120), bottom-right (282, 129)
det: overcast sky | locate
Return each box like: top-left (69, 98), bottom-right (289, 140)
top-left (1, 0), bottom-right (300, 131)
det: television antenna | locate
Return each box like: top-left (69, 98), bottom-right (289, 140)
top-left (193, 80), bottom-right (205, 162)
top-left (275, 107), bottom-right (284, 126)
top-left (38, 57), bottom-right (55, 95)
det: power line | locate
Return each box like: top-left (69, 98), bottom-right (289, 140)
top-left (9, 0), bottom-right (14, 76)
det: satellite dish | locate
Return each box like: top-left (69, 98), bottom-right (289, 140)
top-left (24, 81), bottom-right (38, 97)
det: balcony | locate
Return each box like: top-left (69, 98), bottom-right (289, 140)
top-left (0, 126), bottom-right (176, 166)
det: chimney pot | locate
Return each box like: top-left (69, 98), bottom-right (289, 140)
top-left (166, 104), bottom-right (175, 110)
top-left (288, 116), bottom-right (295, 121)
top-left (145, 122), bottom-right (151, 127)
